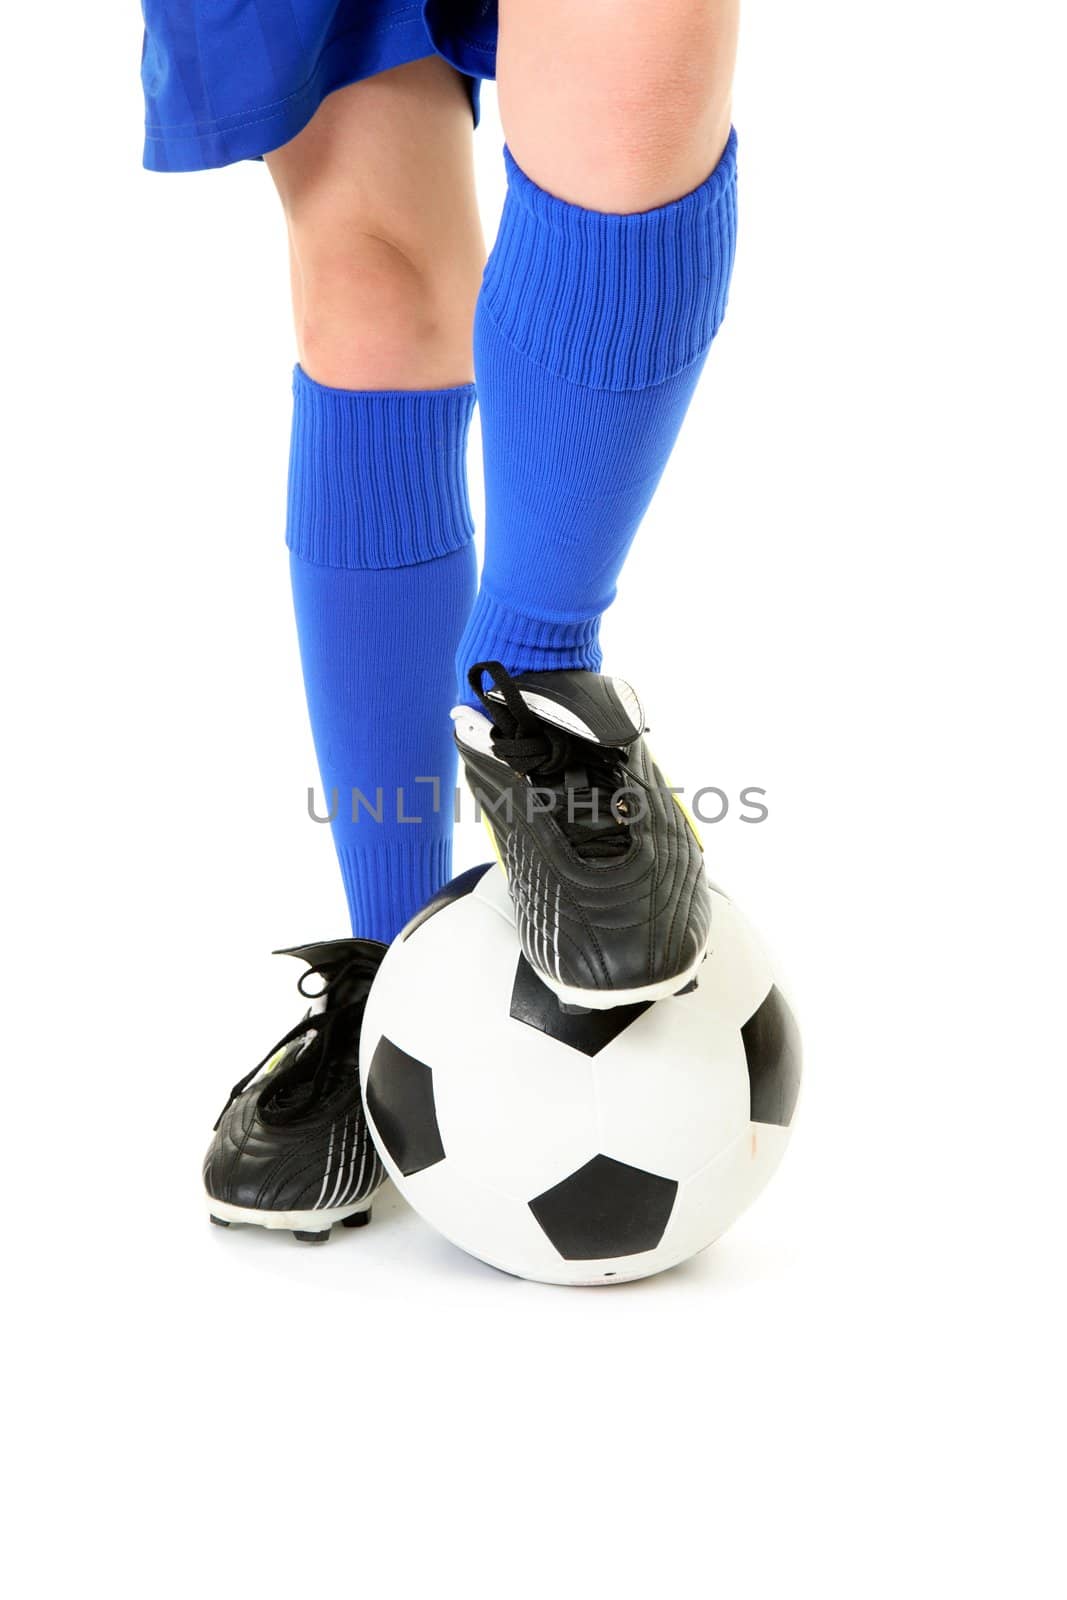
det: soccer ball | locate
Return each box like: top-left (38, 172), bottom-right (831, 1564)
top-left (361, 863), bottom-right (800, 1286)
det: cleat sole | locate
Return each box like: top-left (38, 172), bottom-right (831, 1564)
top-left (203, 1193), bottom-right (377, 1233)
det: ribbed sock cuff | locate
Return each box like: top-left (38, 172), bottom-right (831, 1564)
top-left (286, 370), bottom-right (476, 569)
top-left (480, 129), bottom-right (738, 391)
top-left (456, 589), bottom-right (603, 694)
top-left (338, 836), bottom-right (453, 943)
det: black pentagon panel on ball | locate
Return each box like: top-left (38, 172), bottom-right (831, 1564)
top-left (400, 861), bottom-right (495, 941)
top-left (741, 985), bottom-right (802, 1127)
top-left (510, 956), bottom-right (651, 1056)
top-left (365, 1037), bottom-right (446, 1175)
top-left (528, 1154), bottom-right (678, 1260)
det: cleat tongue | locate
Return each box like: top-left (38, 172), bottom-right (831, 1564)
top-left (274, 937), bottom-right (387, 969)
top-left (470, 662), bottom-right (638, 861)
top-left (487, 668), bottom-right (645, 747)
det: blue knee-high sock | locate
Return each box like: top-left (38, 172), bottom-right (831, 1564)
top-left (287, 368), bottom-right (477, 941)
top-left (456, 130), bottom-right (738, 693)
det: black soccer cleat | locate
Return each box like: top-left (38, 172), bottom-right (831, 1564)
top-left (452, 662), bottom-right (713, 1010)
top-left (203, 939), bottom-right (388, 1240)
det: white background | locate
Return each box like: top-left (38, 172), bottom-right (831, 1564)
top-left (5, 3), bottom-right (1064, 1595)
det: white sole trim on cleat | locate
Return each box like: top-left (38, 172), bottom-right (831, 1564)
top-left (540, 935), bottom-right (712, 1011)
top-left (205, 1195), bottom-right (375, 1231)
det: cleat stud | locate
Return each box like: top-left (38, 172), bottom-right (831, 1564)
top-left (293, 1229), bottom-right (330, 1243)
top-left (342, 1209), bottom-right (371, 1228)
top-left (209, 1214), bottom-right (231, 1228)
top-left (558, 1001), bottom-right (592, 1016)
top-left (675, 978), bottom-right (699, 996)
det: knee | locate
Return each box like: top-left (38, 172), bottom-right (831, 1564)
top-left (508, 83), bottom-right (732, 214)
top-left (601, 86), bottom-right (733, 211)
top-left (294, 230), bottom-right (475, 390)
top-left (501, 1), bottom-right (737, 213)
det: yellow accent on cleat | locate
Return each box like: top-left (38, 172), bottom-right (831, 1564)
top-left (647, 745), bottom-right (704, 851)
top-left (481, 812), bottom-right (505, 869)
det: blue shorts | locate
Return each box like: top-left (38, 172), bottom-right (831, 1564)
top-left (141, 1), bottom-right (498, 172)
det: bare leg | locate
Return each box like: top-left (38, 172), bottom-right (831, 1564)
top-left (266, 56), bottom-right (484, 388)
top-left (497, 0), bottom-right (739, 210)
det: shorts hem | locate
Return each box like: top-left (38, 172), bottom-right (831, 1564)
top-left (143, 15), bottom-right (460, 173)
